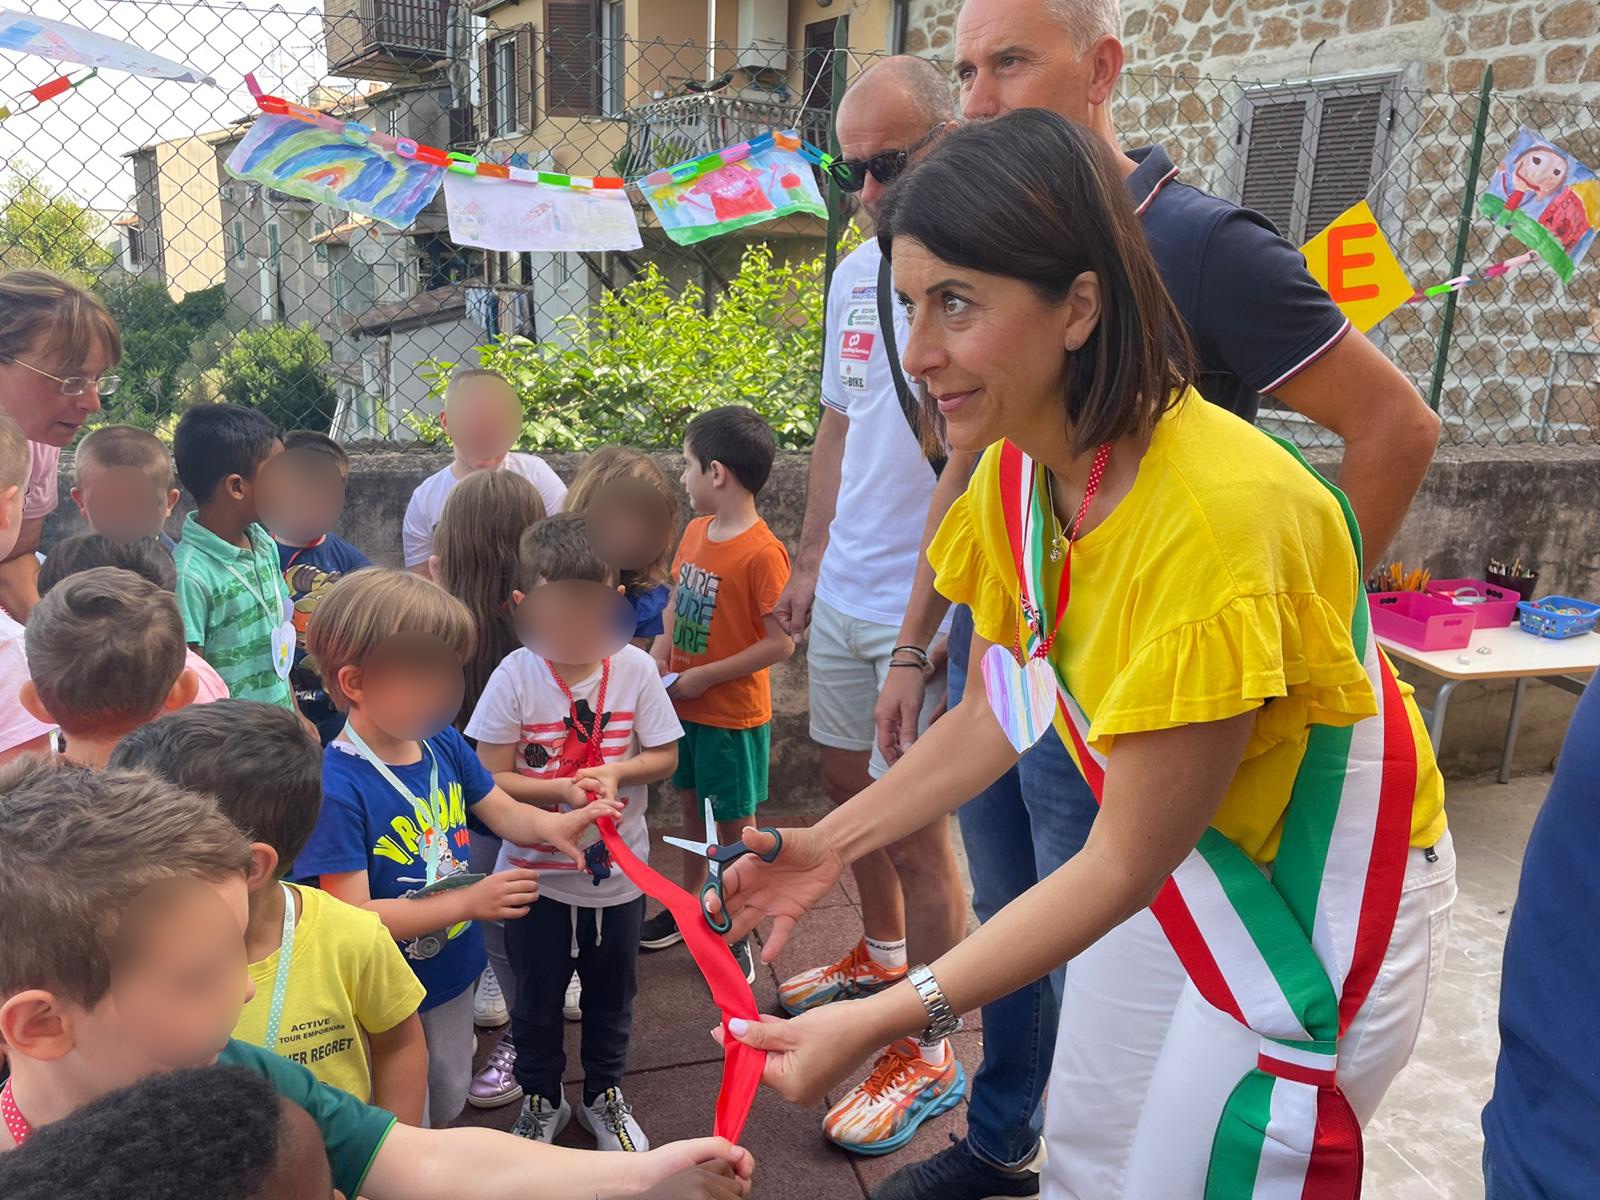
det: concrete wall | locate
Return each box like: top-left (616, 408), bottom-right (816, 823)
top-left (44, 443), bottom-right (1600, 804)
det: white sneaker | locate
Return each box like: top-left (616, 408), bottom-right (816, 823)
top-left (510, 1092), bottom-right (571, 1143)
top-left (578, 1086), bottom-right (649, 1152)
top-left (473, 966), bottom-right (509, 1028)
top-left (564, 971), bottom-right (582, 1022)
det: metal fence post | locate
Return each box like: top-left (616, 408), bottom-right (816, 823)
top-left (821, 20), bottom-right (849, 310)
top-left (1426, 65), bottom-right (1494, 413)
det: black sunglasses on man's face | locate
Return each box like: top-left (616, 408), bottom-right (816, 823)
top-left (827, 126), bottom-right (946, 194)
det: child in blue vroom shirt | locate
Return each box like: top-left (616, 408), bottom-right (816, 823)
top-left (293, 569), bottom-right (619, 1129)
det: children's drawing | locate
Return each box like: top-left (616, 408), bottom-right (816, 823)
top-left (645, 135), bottom-right (827, 246)
top-left (444, 172), bottom-right (642, 253)
top-left (225, 114), bottom-right (443, 229)
top-left (0, 8), bottom-right (213, 83)
top-left (1480, 127), bottom-right (1600, 283)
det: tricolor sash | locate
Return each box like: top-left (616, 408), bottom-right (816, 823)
top-left (997, 439), bottom-right (1415, 1199)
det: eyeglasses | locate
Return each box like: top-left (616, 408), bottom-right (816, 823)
top-left (10, 359), bottom-right (120, 398)
top-left (827, 126), bottom-right (946, 194)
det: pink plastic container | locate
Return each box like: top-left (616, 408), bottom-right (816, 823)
top-left (1368, 591), bottom-right (1475, 651)
top-left (1424, 578), bottom-right (1522, 629)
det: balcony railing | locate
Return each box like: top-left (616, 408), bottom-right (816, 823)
top-left (620, 92), bottom-right (830, 180)
top-left (323, 0), bottom-right (450, 81)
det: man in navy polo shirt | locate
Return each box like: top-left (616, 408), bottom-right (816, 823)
top-left (870, 1), bottom-right (1445, 1197)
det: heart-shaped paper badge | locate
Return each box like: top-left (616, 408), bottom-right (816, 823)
top-left (980, 642), bottom-right (1058, 753)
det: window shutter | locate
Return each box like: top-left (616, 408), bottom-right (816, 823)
top-left (477, 38), bottom-right (491, 123)
top-left (1240, 98), bottom-right (1308, 240)
top-left (544, 0), bottom-right (598, 118)
top-left (516, 25), bottom-right (536, 131)
top-left (1305, 91), bottom-right (1383, 234)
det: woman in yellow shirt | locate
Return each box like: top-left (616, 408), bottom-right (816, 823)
top-left (714, 110), bottom-right (1456, 1199)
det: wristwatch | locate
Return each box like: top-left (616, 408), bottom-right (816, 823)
top-left (907, 963), bottom-right (959, 1044)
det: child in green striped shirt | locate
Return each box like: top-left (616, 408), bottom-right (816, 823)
top-left (172, 404), bottom-right (294, 709)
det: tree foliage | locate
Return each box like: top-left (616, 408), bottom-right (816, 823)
top-left (96, 281), bottom-right (230, 425)
top-left (418, 237), bottom-right (846, 451)
top-left (0, 168), bottom-right (113, 284)
top-left (216, 323), bottom-right (337, 433)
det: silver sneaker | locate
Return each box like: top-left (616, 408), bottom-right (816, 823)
top-left (578, 1086), bottom-right (649, 1152)
top-left (510, 1093), bottom-right (571, 1143)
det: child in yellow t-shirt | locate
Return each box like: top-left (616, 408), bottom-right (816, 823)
top-left (109, 699), bottom-right (428, 1121)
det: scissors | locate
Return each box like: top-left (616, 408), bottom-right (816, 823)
top-left (663, 796), bottom-right (783, 933)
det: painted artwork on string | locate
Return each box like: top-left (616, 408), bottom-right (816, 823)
top-left (444, 172), bottom-right (642, 253)
top-left (0, 8), bottom-right (213, 83)
top-left (1479, 127), bottom-right (1600, 283)
top-left (225, 114), bottom-right (443, 230)
top-left (645, 138), bottom-right (827, 247)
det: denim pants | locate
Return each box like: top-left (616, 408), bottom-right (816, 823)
top-left (948, 604), bottom-right (1100, 1169)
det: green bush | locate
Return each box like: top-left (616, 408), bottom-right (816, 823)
top-left (97, 281), bottom-right (230, 426)
top-left (418, 237), bottom-right (848, 452)
top-left (216, 323), bottom-right (337, 433)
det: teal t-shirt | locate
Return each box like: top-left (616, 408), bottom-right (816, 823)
top-left (218, 1038), bottom-right (395, 1198)
top-left (174, 514), bottom-right (295, 708)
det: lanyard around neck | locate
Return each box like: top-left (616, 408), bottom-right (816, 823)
top-left (215, 536), bottom-right (283, 627)
top-left (1013, 444), bottom-right (1112, 662)
top-left (341, 723), bottom-right (445, 884)
top-left (0, 1077), bottom-right (29, 1147)
top-left (262, 881), bottom-right (297, 1052)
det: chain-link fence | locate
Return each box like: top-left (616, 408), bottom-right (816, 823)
top-left (3, 0), bottom-right (1596, 451)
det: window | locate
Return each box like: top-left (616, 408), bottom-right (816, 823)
top-left (803, 18), bottom-right (846, 107)
top-left (385, 104), bottom-right (402, 139)
top-left (396, 260), bottom-right (413, 296)
top-left (545, 0), bottom-right (599, 117)
top-left (599, 0), bottom-right (624, 118)
top-left (313, 220), bottom-right (329, 265)
top-left (491, 35), bottom-right (518, 136)
top-left (123, 228), bottom-right (143, 268)
top-left (1234, 75), bottom-right (1397, 245)
top-left (232, 220), bottom-right (246, 264)
top-left (267, 221), bottom-right (281, 263)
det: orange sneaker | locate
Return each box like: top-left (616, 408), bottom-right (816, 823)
top-left (823, 1038), bottom-right (967, 1155)
top-left (777, 937), bottom-right (907, 1015)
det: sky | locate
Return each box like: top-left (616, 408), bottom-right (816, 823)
top-left (1, 0), bottom-right (348, 211)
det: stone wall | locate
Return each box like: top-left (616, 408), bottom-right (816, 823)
top-left (900, 1), bottom-right (1600, 445)
top-left (44, 443), bottom-right (1600, 796)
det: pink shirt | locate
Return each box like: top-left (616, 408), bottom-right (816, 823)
top-left (23, 440), bottom-right (59, 522)
top-left (186, 648), bottom-right (230, 704)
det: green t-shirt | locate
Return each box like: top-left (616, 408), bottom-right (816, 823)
top-left (218, 1039), bottom-right (395, 1198)
top-left (174, 515), bottom-right (295, 708)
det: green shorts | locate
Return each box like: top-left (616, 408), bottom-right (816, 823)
top-left (671, 721), bottom-right (771, 822)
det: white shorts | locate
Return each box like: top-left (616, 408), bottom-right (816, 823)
top-left (1043, 830), bottom-right (1458, 1199)
top-left (807, 597), bottom-right (947, 780)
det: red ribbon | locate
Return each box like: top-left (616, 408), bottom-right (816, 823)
top-left (596, 817), bottom-right (763, 1141)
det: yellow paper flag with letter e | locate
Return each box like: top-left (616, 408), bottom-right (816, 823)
top-left (1299, 201), bottom-right (1413, 332)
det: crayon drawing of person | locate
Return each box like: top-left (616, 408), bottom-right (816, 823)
top-left (691, 162), bottom-right (774, 224)
top-left (1501, 143), bottom-right (1569, 219)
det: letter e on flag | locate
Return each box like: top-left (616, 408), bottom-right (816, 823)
top-left (1300, 200), bottom-right (1414, 332)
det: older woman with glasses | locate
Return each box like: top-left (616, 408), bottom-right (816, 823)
top-left (714, 109), bottom-right (1455, 1200)
top-left (0, 269), bottom-right (123, 618)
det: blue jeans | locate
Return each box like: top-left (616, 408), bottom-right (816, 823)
top-left (947, 605), bottom-right (1100, 1169)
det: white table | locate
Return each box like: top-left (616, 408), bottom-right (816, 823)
top-left (1378, 624), bottom-right (1599, 783)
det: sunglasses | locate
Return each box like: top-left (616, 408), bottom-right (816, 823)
top-left (827, 127), bottom-right (946, 194)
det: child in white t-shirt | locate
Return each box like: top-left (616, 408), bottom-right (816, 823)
top-left (466, 513), bottom-right (681, 1154)
top-left (402, 370), bottom-right (566, 572)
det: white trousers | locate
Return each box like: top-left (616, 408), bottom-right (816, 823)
top-left (1042, 830), bottom-right (1457, 1200)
